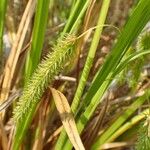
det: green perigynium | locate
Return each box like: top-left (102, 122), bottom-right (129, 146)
top-left (13, 34), bottom-right (76, 123)
top-left (121, 32), bottom-right (150, 89)
top-left (137, 32), bottom-right (150, 51)
top-left (136, 119), bottom-right (150, 150)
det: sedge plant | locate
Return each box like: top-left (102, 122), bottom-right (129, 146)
top-left (9, 0), bottom-right (150, 149)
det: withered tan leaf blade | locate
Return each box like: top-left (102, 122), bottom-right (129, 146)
top-left (50, 88), bottom-right (85, 150)
top-left (0, 0), bottom-right (36, 102)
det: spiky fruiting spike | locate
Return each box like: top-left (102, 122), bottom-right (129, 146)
top-left (136, 120), bottom-right (150, 150)
top-left (137, 32), bottom-right (150, 51)
top-left (13, 34), bottom-right (76, 123)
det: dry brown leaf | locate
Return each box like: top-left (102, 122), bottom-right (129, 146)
top-left (0, 0), bottom-right (36, 102)
top-left (101, 142), bottom-right (132, 149)
top-left (50, 87), bottom-right (85, 150)
top-left (0, 121), bottom-right (8, 150)
top-left (46, 126), bottom-right (63, 144)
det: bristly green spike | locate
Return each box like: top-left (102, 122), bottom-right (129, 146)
top-left (136, 120), bottom-right (150, 150)
top-left (137, 32), bottom-right (150, 51)
top-left (13, 34), bottom-right (76, 122)
top-left (12, 34), bottom-right (76, 150)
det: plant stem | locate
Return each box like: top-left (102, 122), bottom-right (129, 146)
top-left (0, 0), bottom-right (7, 57)
top-left (25, 0), bottom-right (51, 82)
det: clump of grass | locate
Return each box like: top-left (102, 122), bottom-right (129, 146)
top-left (56, 0), bottom-right (150, 149)
top-left (3, 0), bottom-right (150, 149)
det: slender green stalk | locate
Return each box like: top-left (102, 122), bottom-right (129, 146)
top-left (69, 0), bottom-right (77, 15)
top-left (62, 0), bottom-right (88, 35)
top-left (69, 0), bottom-right (90, 34)
top-left (72, 0), bottom-right (110, 115)
top-left (0, 0), bottom-right (7, 56)
top-left (25, 0), bottom-right (51, 81)
top-left (55, 1), bottom-right (110, 149)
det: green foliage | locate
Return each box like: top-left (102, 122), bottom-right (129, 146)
top-left (94, 30), bottom-right (150, 149)
top-left (12, 0), bottom-right (90, 148)
top-left (57, 0), bottom-right (150, 149)
top-left (62, 0), bottom-right (89, 35)
top-left (92, 90), bottom-right (150, 149)
top-left (12, 34), bottom-right (76, 149)
top-left (55, 0), bottom-right (111, 149)
top-left (0, 0), bottom-right (7, 56)
top-left (102, 109), bottom-right (149, 143)
top-left (25, 0), bottom-right (51, 81)
top-left (6, 0), bottom-right (150, 149)
top-left (78, 0), bottom-right (150, 115)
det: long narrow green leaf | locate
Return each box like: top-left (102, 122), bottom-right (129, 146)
top-left (0, 0), bottom-right (7, 57)
top-left (103, 108), bottom-right (149, 144)
top-left (25, 0), bottom-right (51, 81)
top-left (77, 0), bottom-right (150, 135)
top-left (69, 0), bottom-right (90, 34)
top-left (114, 50), bottom-right (150, 76)
top-left (62, 0), bottom-right (88, 35)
